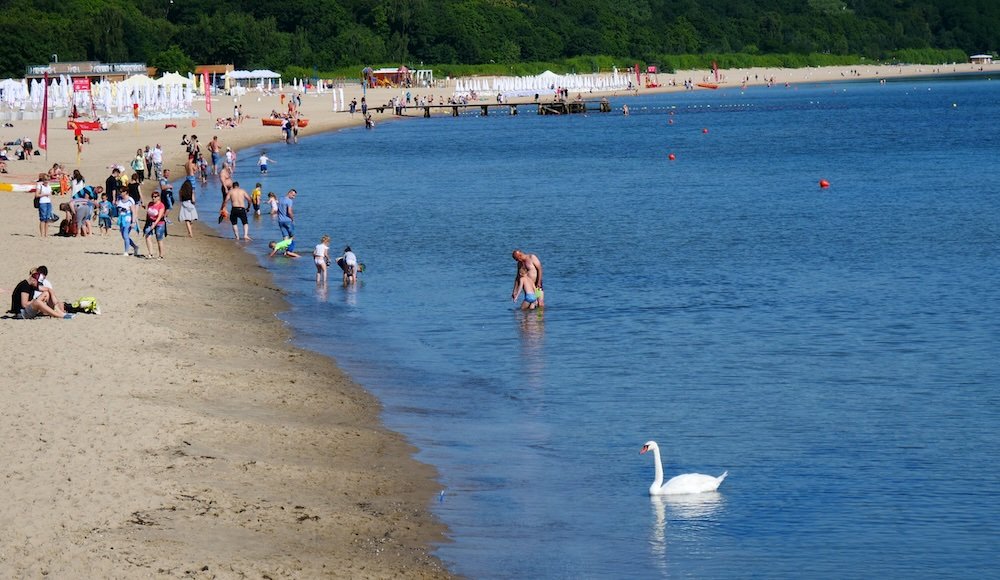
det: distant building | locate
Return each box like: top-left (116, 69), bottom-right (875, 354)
top-left (26, 61), bottom-right (149, 82)
top-left (969, 54), bottom-right (993, 65)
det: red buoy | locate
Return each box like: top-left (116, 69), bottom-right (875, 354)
top-left (819, 179), bottom-right (830, 188)
top-left (668, 153), bottom-right (676, 161)
top-left (702, 128), bottom-right (709, 134)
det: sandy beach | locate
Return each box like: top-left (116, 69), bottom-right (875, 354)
top-left (0, 60), bottom-right (994, 576)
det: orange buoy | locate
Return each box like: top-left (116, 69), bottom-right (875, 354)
top-left (668, 153), bottom-right (676, 161)
top-left (819, 179), bottom-right (830, 188)
top-left (192, 119), bottom-right (197, 127)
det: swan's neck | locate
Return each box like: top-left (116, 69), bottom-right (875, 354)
top-left (651, 446), bottom-right (664, 489)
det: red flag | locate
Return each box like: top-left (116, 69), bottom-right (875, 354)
top-left (38, 72), bottom-right (49, 151)
top-left (203, 71), bottom-right (212, 114)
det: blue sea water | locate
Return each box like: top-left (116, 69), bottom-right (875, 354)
top-left (206, 77), bottom-right (1000, 578)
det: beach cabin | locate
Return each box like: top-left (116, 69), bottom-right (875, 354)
top-left (969, 54), bottom-right (993, 65)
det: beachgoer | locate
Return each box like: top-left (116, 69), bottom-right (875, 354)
top-left (208, 136), bottom-right (222, 174)
top-left (70, 195), bottom-right (94, 237)
top-left (511, 249), bottom-right (544, 307)
top-left (115, 191), bottom-right (141, 256)
top-left (35, 173), bottom-right (53, 238)
top-left (158, 168), bottom-right (174, 225)
top-left (512, 268), bottom-right (539, 309)
top-left (70, 169), bottom-right (86, 197)
top-left (151, 143), bottom-right (163, 179)
top-left (219, 161), bottom-right (233, 201)
top-left (221, 180), bottom-right (252, 240)
top-left (97, 193), bottom-right (112, 236)
top-left (251, 183), bottom-right (262, 215)
top-left (336, 246), bottom-right (359, 286)
top-left (258, 152), bottom-right (274, 175)
top-left (225, 147), bottom-right (235, 170)
top-left (143, 191), bottom-right (167, 258)
top-left (276, 189), bottom-right (296, 246)
top-left (177, 179), bottom-right (198, 237)
top-left (9, 271), bottom-right (70, 319)
top-left (127, 173), bottom-right (142, 206)
top-left (185, 153), bottom-right (198, 189)
top-left (131, 148), bottom-right (146, 183)
top-left (267, 192), bottom-right (278, 214)
top-left (313, 235), bottom-right (331, 284)
top-left (268, 237), bottom-right (300, 258)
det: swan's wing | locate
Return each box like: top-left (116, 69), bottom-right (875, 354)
top-left (661, 472), bottom-right (725, 495)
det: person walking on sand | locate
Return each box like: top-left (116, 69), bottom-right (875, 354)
top-left (177, 180), bottom-right (199, 237)
top-left (221, 180), bottom-right (253, 241)
top-left (143, 191), bottom-right (167, 259)
top-left (313, 235), bottom-right (331, 284)
top-left (511, 249), bottom-right (544, 307)
top-left (115, 191), bottom-right (141, 256)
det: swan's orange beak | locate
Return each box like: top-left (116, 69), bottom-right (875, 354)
top-left (640, 445), bottom-right (649, 454)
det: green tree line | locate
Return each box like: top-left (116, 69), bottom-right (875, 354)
top-left (0, 0), bottom-right (995, 78)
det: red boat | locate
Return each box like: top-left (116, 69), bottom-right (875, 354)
top-left (696, 83), bottom-right (719, 90)
top-left (262, 118), bottom-right (309, 128)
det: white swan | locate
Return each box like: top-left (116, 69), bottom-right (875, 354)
top-left (640, 440), bottom-right (728, 496)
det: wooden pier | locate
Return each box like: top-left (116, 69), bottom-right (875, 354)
top-left (373, 99), bottom-right (614, 118)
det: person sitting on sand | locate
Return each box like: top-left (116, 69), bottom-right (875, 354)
top-left (9, 271), bottom-right (71, 319)
top-left (268, 237), bottom-right (300, 258)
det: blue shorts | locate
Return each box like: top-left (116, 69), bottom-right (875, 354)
top-left (38, 202), bottom-right (52, 222)
top-left (99, 216), bottom-right (112, 229)
top-left (211, 152), bottom-right (220, 166)
top-left (260, 164), bottom-right (268, 173)
top-left (524, 292), bottom-right (537, 304)
top-left (144, 222), bottom-right (166, 240)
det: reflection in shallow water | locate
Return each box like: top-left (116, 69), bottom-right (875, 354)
top-left (649, 493), bottom-right (727, 575)
top-left (662, 491), bottom-right (725, 520)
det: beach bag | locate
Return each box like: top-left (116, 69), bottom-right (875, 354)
top-left (32, 195), bottom-right (39, 208)
top-left (59, 218), bottom-right (78, 237)
top-left (67, 296), bottom-right (100, 314)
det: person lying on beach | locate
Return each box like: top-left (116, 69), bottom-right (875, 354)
top-left (268, 237), bottom-right (300, 258)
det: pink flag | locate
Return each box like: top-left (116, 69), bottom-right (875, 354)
top-left (203, 71), bottom-right (212, 114)
top-left (38, 72), bottom-right (49, 151)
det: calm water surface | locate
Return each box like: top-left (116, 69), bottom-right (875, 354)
top-left (206, 77), bottom-right (1000, 578)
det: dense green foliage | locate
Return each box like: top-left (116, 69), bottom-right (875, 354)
top-left (0, 0), bottom-right (994, 78)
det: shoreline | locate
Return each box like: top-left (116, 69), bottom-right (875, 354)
top-left (1, 61), bottom-right (996, 575)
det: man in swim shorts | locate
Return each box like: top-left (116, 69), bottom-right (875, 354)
top-left (221, 180), bottom-right (253, 240)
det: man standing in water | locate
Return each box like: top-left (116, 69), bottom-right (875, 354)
top-left (277, 188), bottom-right (297, 251)
top-left (221, 181), bottom-right (253, 241)
top-left (511, 249), bottom-right (544, 307)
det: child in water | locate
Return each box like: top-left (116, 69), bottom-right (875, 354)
top-left (267, 191), bottom-right (278, 214)
top-left (268, 237), bottom-right (300, 258)
top-left (512, 267), bottom-right (540, 309)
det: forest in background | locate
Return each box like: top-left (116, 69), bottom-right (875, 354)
top-left (0, 0), bottom-right (994, 78)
